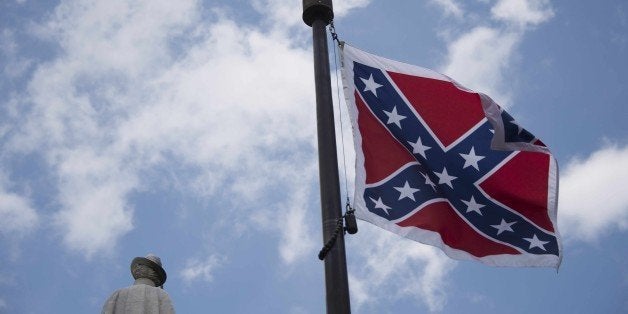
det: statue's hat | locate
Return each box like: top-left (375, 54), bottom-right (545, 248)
top-left (131, 253), bottom-right (167, 287)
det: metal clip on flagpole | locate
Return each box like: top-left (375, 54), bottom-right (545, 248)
top-left (318, 202), bottom-right (358, 261)
top-left (344, 202), bottom-right (358, 234)
top-left (329, 20), bottom-right (340, 46)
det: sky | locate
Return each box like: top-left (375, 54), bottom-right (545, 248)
top-left (0, 0), bottom-right (627, 313)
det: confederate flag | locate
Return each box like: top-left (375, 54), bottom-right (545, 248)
top-left (341, 44), bottom-right (561, 267)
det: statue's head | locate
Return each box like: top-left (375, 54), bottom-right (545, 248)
top-left (130, 253), bottom-right (167, 287)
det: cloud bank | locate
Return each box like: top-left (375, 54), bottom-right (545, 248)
top-left (349, 224), bottom-right (456, 312)
top-left (1, 0), bottom-right (372, 263)
top-left (441, 0), bottom-right (554, 106)
top-left (559, 145), bottom-right (628, 241)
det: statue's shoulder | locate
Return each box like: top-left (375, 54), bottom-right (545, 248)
top-left (105, 287), bottom-right (125, 299)
top-left (101, 287), bottom-right (129, 313)
top-left (129, 283), bottom-right (172, 299)
top-left (155, 287), bottom-right (173, 299)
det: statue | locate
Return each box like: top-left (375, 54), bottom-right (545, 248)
top-left (102, 254), bottom-right (175, 314)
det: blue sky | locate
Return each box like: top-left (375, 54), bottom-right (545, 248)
top-left (0, 0), bottom-right (626, 313)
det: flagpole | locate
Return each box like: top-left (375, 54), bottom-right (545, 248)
top-left (302, 1), bottom-right (351, 313)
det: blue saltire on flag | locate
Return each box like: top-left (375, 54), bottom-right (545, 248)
top-left (341, 43), bottom-right (561, 267)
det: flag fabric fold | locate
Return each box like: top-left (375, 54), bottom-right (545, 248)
top-left (340, 43), bottom-right (561, 267)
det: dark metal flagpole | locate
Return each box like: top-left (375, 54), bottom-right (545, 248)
top-left (302, 1), bottom-right (351, 313)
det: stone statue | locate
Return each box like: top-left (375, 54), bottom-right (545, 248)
top-left (102, 254), bottom-right (175, 314)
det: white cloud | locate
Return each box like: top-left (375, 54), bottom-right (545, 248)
top-left (4, 0), bottom-right (326, 261)
top-left (559, 145), bottom-right (628, 242)
top-left (278, 184), bottom-right (317, 265)
top-left (52, 148), bottom-right (137, 256)
top-left (491, 0), bottom-right (554, 27)
top-left (252, 0), bottom-right (302, 28)
top-left (429, 0), bottom-right (464, 18)
top-left (0, 192), bottom-right (38, 236)
top-left (0, 29), bottom-right (32, 79)
top-left (180, 254), bottom-right (224, 284)
top-left (0, 298), bottom-right (6, 311)
top-left (348, 224), bottom-right (456, 312)
top-left (441, 26), bottom-right (519, 105)
top-left (8, 0), bottom-right (199, 256)
top-left (334, 0), bottom-right (371, 17)
top-left (440, 0), bottom-right (554, 107)
top-left (0, 176), bottom-right (38, 237)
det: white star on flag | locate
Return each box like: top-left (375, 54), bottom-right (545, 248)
top-left (460, 146), bottom-right (485, 170)
top-left (369, 196), bottom-right (392, 215)
top-left (360, 74), bottom-right (383, 97)
top-left (491, 219), bottom-right (516, 235)
top-left (461, 196), bottom-right (485, 215)
top-left (523, 234), bottom-right (549, 251)
top-left (394, 181), bottom-right (420, 201)
top-left (434, 167), bottom-right (457, 188)
top-left (383, 106), bottom-right (406, 129)
top-left (409, 136), bottom-right (431, 158)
